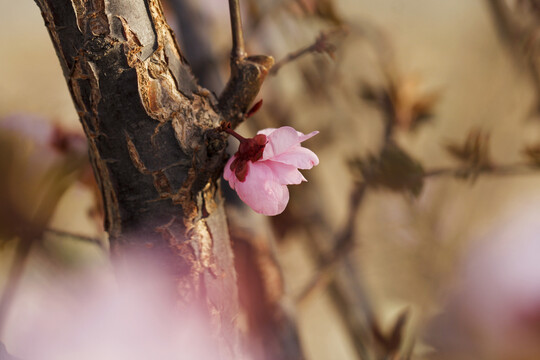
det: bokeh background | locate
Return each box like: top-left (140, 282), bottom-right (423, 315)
top-left (2, 1), bottom-right (540, 359)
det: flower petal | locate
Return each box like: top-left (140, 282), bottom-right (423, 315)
top-left (261, 127), bottom-right (318, 160)
top-left (297, 130), bottom-right (319, 143)
top-left (260, 126), bottom-right (301, 159)
top-left (268, 146), bottom-right (319, 169)
top-left (263, 160), bottom-right (306, 185)
top-left (223, 155), bottom-right (236, 187)
top-left (233, 162), bottom-right (290, 215)
top-left (256, 128), bottom-right (277, 137)
top-left (259, 127), bottom-right (318, 143)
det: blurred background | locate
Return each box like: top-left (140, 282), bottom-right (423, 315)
top-left (2, 0), bottom-right (540, 359)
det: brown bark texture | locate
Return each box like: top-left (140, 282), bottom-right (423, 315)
top-left (33, 0), bottom-right (240, 357)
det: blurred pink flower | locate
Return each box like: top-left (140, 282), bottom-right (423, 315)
top-left (7, 256), bottom-right (227, 360)
top-left (224, 126), bottom-right (319, 216)
top-left (425, 198), bottom-right (540, 359)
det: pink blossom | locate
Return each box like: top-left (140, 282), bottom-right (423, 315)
top-left (224, 126), bottom-right (319, 216)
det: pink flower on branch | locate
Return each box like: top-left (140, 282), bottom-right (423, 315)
top-left (223, 126), bottom-right (319, 216)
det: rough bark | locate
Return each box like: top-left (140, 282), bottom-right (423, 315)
top-left (34, 0), bottom-right (239, 357)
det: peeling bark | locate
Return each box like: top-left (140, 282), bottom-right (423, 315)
top-left (34, 0), bottom-right (239, 357)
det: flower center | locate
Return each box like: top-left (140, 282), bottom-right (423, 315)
top-left (223, 126), bottom-right (267, 182)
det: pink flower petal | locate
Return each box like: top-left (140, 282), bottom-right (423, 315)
top-left (260, 127), bottom-right (318, 160)
top-left (256, 128), bottom-right (277, 137)
top-left (260, 127), bottom-right (300, 159)
top-left (258, 127), bottom-right (318, 143)
top-left (297, 130), bottom-right (319, 143)
top-left (263, 160), bottom-right (306, 185)
top-left (233, 162), bottom-right (289, 215)
top-left (268, 147), bottom-right (319, 169)
top-left (223, 155), bottom-right (236, 187)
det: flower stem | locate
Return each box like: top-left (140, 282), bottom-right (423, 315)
top-left (222, 126), bottom-right (248, 142)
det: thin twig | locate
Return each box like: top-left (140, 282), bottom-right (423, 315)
top-left (270, 27), bottom-right (347, 76)
top-left (296, 182), bottom-right (366, 304)
top-left (229, 0), bottom-right (246, 60)
top-left (301, 215), bottom-right (374, 360)
top-left (44, 228), bottom-right (105, 249)
top-left (423, 162), bottom-right (537, 179)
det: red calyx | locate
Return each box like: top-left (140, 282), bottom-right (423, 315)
top-left (228, 133), bottom-right (267, 182)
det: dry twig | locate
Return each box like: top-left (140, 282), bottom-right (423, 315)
top-left (44, 228), bottom-right (105, 249)
top-left (270, 27), bottom-right (348, 75)
top-left (296, 182), bottom-right (366, 304)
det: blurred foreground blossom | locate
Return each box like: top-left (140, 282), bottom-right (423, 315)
top-left (5, 256), bottom-right (227, 360)
top-left (427, 198), bottom-right (540, 360)
top-left (224, 126), bottom-right (319, 216)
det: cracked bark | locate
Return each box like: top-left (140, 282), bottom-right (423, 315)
top-left (34, 0), bottom-right (239, 357)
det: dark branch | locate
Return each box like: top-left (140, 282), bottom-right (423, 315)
top-left (229, 0), bottom-right (246, 60)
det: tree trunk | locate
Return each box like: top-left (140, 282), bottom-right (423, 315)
top-left (33, 0), bottom-right (239, 357)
